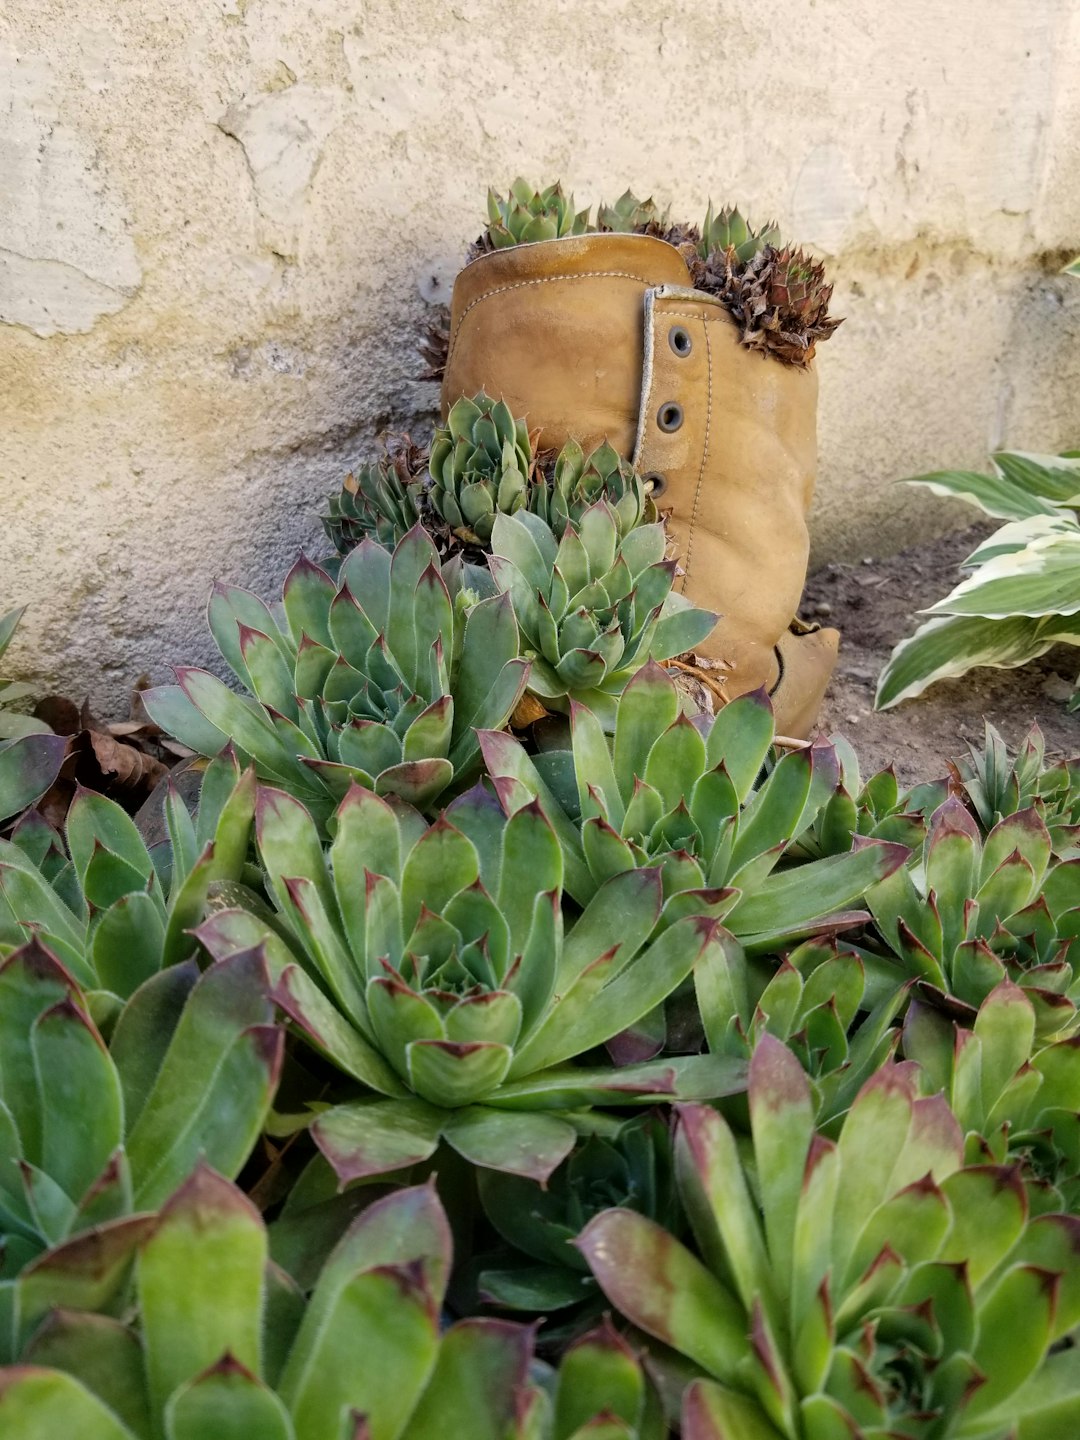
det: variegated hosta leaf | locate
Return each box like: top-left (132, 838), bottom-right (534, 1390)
top-left (880, 449), bottom-right (1080, 708)
top-left (199, 779), bottom-right (744, 1182)
top-left (579, 1034), bottom-right (1080, 1439)
top-left (876, 611), bottom-right (1080, 710)
top-left (924, 522), bottom-right (1080, 621)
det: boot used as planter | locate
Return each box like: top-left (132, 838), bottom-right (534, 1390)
top-left (440, 210), bottom-right (839, 738)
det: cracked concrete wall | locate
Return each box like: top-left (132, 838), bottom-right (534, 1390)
top-left (2, 0), bottom-right (1080, 706)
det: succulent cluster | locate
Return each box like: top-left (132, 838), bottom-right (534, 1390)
top-left (143, 531), bottom-right (529, 825)
top-left (325, 394), bottom-right (657, 570)
top-left (463, 181), bottom-right (840, 366)
top-left (581, 1037), bottom-right (1080, 1440)
top-left (4, 200), bottom-right (1078, 1436)
top-left (5, 587), bottom-right (1080, 1437)
top-left (322, 437), bottom-right (425, 561)
top-left (471, 178), bottom-right (591, 258)
top-left (692, 240), bottom-right (842, 367)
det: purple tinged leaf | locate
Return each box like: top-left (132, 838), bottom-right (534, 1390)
top-left (748, 1036), bottom-right (814, 1307)
top-left (441, 1106), bottom-right (576, 1182)
top-left (576, 1210), bottom-right (747, 1384)
top-left (138, 1165), bottom-right (265, 1417)
top-left (0, 1368), bottom-right (137, 1438)
top-left (312, 1097), bottom-right (444, 1183)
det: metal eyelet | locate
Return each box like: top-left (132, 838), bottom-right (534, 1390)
top-left (644, 472), bottom-right (667, 497)
top-left (657, 402), bottom-right (683, 433)
top-left (669, 326), bottom-right (692, 357)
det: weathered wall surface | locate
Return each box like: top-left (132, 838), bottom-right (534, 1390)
top-left (3, 0), bottom-right (1080, 704)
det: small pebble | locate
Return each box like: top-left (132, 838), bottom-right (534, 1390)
top-left (813, 601), bottom-right (832, 618)
top-left (846, 713), bottom-right (861, 725)
top-left (862, 557), bottom-right (874, 566)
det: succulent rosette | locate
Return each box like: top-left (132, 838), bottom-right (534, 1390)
top-left (197, 781), bottom-right (743, 1185)
top-left (580, 1035), bottom-right (1080, 1439)
top-left (863, 795), bottom-right (1080, 1039)
top-left (904, 979), bottom-right (1080, 1210)
top-left (488, 508), bottom-right (717, 721)
top-left (143, 528), bottom-right (529, 825)
top-left (0, 1175), bottom-right (664, 1439)
top-left (477, 178), bottom-right (591, 253)
top-left (478, 663), bottom-right (908, 948)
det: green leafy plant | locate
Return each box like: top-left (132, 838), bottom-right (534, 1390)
top-left (477, 178), bottom-right (591, 253)
top-left (0, 609), bottom-right (66, 826)
top-left (195, 780), bottom-right (743, 1184)
top-left (597, 190), bottom-right (666, 234)
top-left (696, 933), bottom-right (907, 1130)
top-left (323, 439), bottom-right (424, 561)
top-left (877, 451), bottom-right (1080, 709)
top-left (580, 1035), bottom-right (1080, 1439)
top-left (488, 511), bottom-right (716, 722)
top-left (478, 665), bottom-right (908, 946)
top-left (143, 530), bottom-right (529, 825)
top-left (427, 394), bottom-right (533, 548)
top-left (472, 1112), bottom-right (679, 1328)
top-left (0, 936), bottom-right (282, 1292)
top-left (698, 203), bottom-right (780, 265)
top-left (904, 981), bottom-right (1080, 1210)
top-left (0, 756), bottom-right (256, 1000)
top-left (0, 1172), bottom-right (665, 1439)
top-left (953, 721), bottom-right (1080, 860)
top-left (863, 795), bottom-right (1080, 1040)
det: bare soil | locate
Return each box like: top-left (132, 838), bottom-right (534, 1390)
top-left (802, 525), bottom-right (1080, 786)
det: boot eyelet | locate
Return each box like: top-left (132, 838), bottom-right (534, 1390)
top-left (657, 402), bottom-right (683, 433)
top-left (645, 472), bottom-right (667, 498)
top-left (669, 326), bottom-right (692, 357)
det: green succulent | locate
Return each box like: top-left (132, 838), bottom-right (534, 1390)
top-left (863, 795), bottom-right (1080, 1039)
top-left (788, 737), bottom-right (947, 861)
top-left (529, 439), bottom-right (654, 541)
top-left (323, 445), bottom-right (423, 559)
top-left (0, 608), bottom-right (65, 825)
top-left (474, 1112), bottom-right (679, 1324)
top-left (483, 178), bottom-right (591, 250)
top-left (488, 508), bottom-right (716, 722)
top-left (477, 665), bottom-right (908, 947)
top-left (0, 1174), bottom-right (665, 1440)
top-left (580, 1035), bottom-right (1080, 1440)
top-left (428, 394), bottom-right (533, 546)
top-left (0, 936), bottom-right (282, 1298)
top-left (195, 779), bottom-right (743, 1184)
top-left (957, 721), bottom-right (1080, 859)
top-left (597, 189), bottom-right (665, 233)
top-left (904, 980), bottom-right (1080, 1210)
top-left (0, 755), bottom-right (256, 1001)
top-left (698, 934), bottom-right (907, 1132)
top-left (699, 202), bottom-right (781, 264)
top-left (143, 530), bottom-right (529, 826)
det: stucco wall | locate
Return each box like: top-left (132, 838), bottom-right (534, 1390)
top-left (3, 0), bottom-right (1080, 705)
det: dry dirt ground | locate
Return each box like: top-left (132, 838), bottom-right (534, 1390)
top-left (801, 525), bottom-right (1080, 786)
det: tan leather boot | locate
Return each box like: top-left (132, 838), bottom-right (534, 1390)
top-left (632, 285), bottom-right (839, 733)
top-left (442, 237), bottom-right (838, 737)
